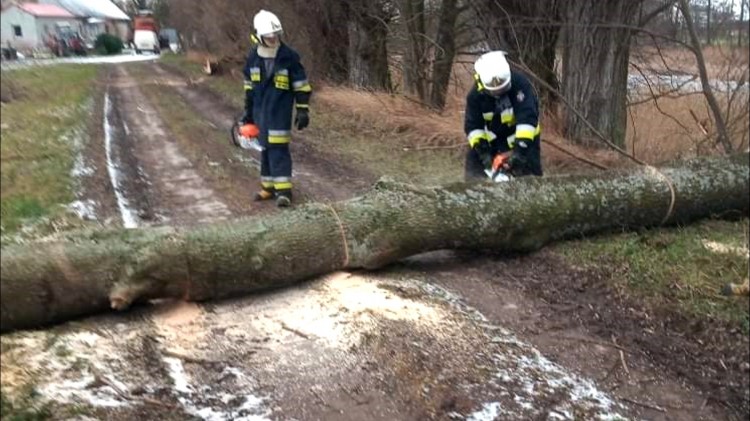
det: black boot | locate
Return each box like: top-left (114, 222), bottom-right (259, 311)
top-left (275, 191), bottom-right (292, 208)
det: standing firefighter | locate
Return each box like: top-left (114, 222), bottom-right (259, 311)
top-left (464, 51), bottom-right (542, 181)
top-left (241, 10), bottom-right (312, 207)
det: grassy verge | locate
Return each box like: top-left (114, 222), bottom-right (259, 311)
top-left (0, 65), bottom-right (99, 235)
top-left (555, 218), bottom-right (750, 332)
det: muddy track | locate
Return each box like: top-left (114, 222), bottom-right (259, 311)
top-left (393, 250), bottom-right (741, 420)
top-left (151, 61), bottom-right (376, 203)
top-left (0, 59), bottom-right (743, 421)
top-left (105, 65), bottom-right (233, 226)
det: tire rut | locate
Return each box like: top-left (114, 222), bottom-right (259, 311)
top-left (150, 62), bottom-right (375, 203)
top-left (107, 65), bottom-right (232, 226)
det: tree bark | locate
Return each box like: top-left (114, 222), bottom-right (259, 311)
top-left (678, 0), bottom-right (735, 154)
top-left (346, 2), bottom-right (392, 90)
top-left (471, 0), bottom-right (562, 107)
top-left (2, 155), bottom-right (748, 332)
top-left (429, 0), bottom-right (459, 110)
top-left (561, 0), bottom-right (642, 148)
top-left (401, 0), bottom-right (427, 99)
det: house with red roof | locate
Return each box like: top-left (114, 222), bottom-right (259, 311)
top-left (1, 2), bottom-right (79, 52)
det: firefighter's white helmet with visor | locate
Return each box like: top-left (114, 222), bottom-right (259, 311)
top-left (254, 10), bottom-right (283, 39)
top-left (474, 51), bottom-right (511, 95)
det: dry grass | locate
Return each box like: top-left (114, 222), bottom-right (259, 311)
top-left (632, 45), bottom-right (750, 80)
top-left (626, 92), bottom-right (749, 162)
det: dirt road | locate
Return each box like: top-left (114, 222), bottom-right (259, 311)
top-left (0, 61), bottom-right (740, 421)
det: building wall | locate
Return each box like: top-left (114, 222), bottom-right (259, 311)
top-left (0, 7), bottom-right (80, 51)
top-left (35, 16), bottom-right (82, 47)
top-left (0, 7), bottom-right (38, 50)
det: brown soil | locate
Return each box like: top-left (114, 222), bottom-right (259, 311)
top-left (1, 60), bottom-right (746, 421)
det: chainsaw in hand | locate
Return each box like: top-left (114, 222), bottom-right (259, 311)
top-left (485, 151), bottom-right (513, 182)
top-left (230, 117), bottom-right (264, 152)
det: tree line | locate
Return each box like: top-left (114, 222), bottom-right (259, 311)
top-left (147, 0), bottom-right (749, 153)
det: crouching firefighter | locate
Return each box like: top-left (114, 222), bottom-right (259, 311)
top-left (241, 9), bottom-right (312, 207)
top-left (464, 51), bottom-right (542, 181)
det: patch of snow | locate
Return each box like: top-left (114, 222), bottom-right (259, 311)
top-left (162, 357), bottom-right (271, 421)
top-left (1, 53), bottom-right (157, 71)
top-left (103, 91), bottom-right (139, 228)
top-left (627, 72), bottom-right (749, 96)
top-left (68, 199), bottom-right (97, 220)
top-left (163, 356), bottom-right (192, 394)
top-left (466, 402), bottom-right (503, 421)
top-left (702, 240), bottom-right (749, 258)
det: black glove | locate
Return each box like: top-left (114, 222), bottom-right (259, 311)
top-left (241, 90), bottom-right (254, 124)
top-left (294, 109), bottom-right (309, 130)
top-left (474, 140), bottom-right (493, 169)
top-left (508, 143), bottom-right (530, 175)
top-left (240, 110), bottom-right (253, 124)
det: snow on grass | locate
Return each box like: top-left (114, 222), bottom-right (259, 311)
top-left (103, 91), bottom-right (139, 228)
top-left (1, 53), bottom-right (159, 71)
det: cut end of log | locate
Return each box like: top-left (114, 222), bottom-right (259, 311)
top-left (110, 295), bottom-right (130, 311)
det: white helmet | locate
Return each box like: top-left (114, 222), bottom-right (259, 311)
top-left (474, 51), bottom-right (511, 94)
top-left (254, 10), bottom-right (283, 38)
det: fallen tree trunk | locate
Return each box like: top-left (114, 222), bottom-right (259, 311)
top-left (2, 154), bottom-right (748, 332)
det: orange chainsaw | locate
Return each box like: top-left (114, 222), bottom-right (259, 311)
top-left (485, 151), bottom-right (513, 182)
top-left (230, 115), bottom-right (264, 151)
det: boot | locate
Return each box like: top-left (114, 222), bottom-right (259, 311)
top-left (253, 189), bottom-right (274, 201)
top-left (275, 191), bottom-right (292, 208)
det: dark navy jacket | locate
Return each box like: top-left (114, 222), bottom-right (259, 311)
top-left (464, 70), bottom-right (540, 153)
top-left (243, 43), bottom-right (311, 144)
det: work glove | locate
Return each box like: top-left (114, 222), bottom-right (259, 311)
top-left (241, 89), bottom-right (254, 124)
top-left (508, 142), bottom-right (530, 175)
top-left (474, 140), bottom-right (493, 169)
top-left (294, 109), bottom-right (310, 130)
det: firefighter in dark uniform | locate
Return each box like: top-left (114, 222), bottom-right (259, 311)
top-left (464, 51), bottom-right (542, 181)
top-left (241, 10), bottom-right (312, 207)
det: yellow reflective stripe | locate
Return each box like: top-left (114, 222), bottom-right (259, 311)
top-left (274, 181), bottom-right (292, 190)
top-left (501, 110), bottom-right (515, 125)
top-left (515, 124), bottom-right (540, 140)
top-left (295, 104), bottom-right (309, 109)
top-left (244, 82), bottom-right (253, 91)
top-left (467, 129), bottom-right (486, 148)
top-left (482, 112), bottom-right (493, 122)
top-left (261, 181), bottom-right (274, 189)
top-left (473, 73), bottom-right (484, 91)
top-left (293, 83), bottom-right (312, 93)
top-left (268, 135), bottom-right (291, 144)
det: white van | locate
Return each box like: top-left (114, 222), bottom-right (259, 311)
top-left (134, 30), bottom-right (160, 54)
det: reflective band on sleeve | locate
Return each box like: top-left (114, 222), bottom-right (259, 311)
top-left (295, 104), bottom-right (309, 109)
top-left (482, 112), bottom-right (494, 122)
top-left (244, 80), bottom-right (253, 91)
top-left (515, 124), bottom-right (539, 140)
top-left (501, 109), bottom-right (515, 125)
top-left (250, 67), bottom-right (261, 82)
top-left (467, 129), bottom-right (486, 148)
top-left (293, 80), bottom-right (312, 92)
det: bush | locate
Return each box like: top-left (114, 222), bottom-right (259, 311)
top-left (94, 34), bottom-right (123, 55)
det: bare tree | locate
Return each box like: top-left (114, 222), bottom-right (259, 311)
top-left (678, 0), bottom-right (735, 153)
top-left (468, 0), bottom-right (562, 105)
top-left (429, 0), bottom-right (460, 109)
top-left (561, 0), bottom-right (644, 148)
top-left (345, 1), bottom-right (393, 90)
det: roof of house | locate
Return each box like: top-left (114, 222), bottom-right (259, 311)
top-left (40, 0), bottom-right (129, 21)
top-left (17, 2), bottom-right (75, 17)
